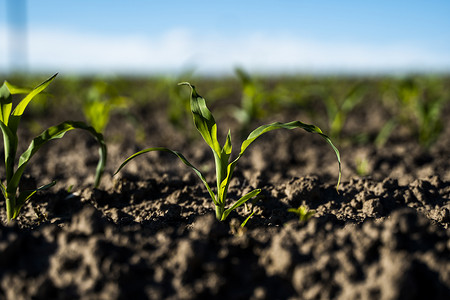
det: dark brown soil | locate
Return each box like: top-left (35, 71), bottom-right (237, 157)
top-left (0, 77), bottom-right (449, 300)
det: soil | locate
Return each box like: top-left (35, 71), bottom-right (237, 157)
top-left (0, 78), bottom-right (449, 300)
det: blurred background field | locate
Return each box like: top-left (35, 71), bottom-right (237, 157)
top-left (1, 0), bottom-right (450, 166)
top-left (6, 72), bottom-right (450, 149)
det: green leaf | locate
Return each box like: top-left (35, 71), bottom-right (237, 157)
top-left (12, 73), bottom-right (57, 117)
top-left (233, 121), bottom-right (341, 190)
top-left (0, 120), bottom-right (18, 182)
top-left (216, 120), bottom-right (341, 213)
top-left (241, 210), bottom-right (256, 228)
top-left (83, 100), bottom-right (112, 133)
top-left (115, 147), bottom-right (218, 206)
top-left (288, 205), bottom-right (316, 223)
top-left (0, 81), bottom-right (13, 125)
top-left (13, 181), bottom-right (57, 219)
top-left (4, 82), bottom-right (33, 95)
top-left (180, 82), bottom-right (233, 204)
top-left (8, 121), bottom-right (106, 194)
top-left (221, 189), bottom-right (261, 221)
top-left (217, 130), bottom-right (232, 202)
top-left (221, 130), bottom-right (232, 163)
top-left (9, 73), bottom-right (58, 134)
top-left (179, 82), bottom-right (221, 155)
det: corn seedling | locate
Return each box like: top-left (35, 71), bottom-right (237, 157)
top-left (164, 71), bottom-right (195, 130)
top-left (323, 82), bottom-right (367, 140)
top-left (116, 83), bottom-right (341, 222)
top-left (83, 80), bottom-right (128, 134)
top-left (355, 156), bottom-right (370, 176)
top-left (0, 74), bottom-right (107, 221)
top-left (288, 205), bottom-right (315, 223)
top-left (233, 68), bottom-right (266, 132)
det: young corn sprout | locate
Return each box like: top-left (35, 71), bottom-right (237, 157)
top-left (0, 74), bottom-right (107, 221)
top-left (116, 83), bottom-right (341, 221)
top-left (288, 205), bottom-right (316, 223)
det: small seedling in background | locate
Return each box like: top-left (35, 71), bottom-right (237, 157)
top-left (323, 82), bottom-right (367, 140)
top-left (116, 83), bottom-right (341, 222)
top-left (374, 119), bottom-right (397, 148)
top-left (355, 156), bottom-right (370, 176)
top-left (288, 205), bottom-right (316, 223)
top-left (83, 80), bottom-right (128, 134)
top-left (233, 68), bottom-right (266, 134)
top-left (164, 71), bottom-right (195, 130)
top-left (0, 74), bottom-right (107, 221)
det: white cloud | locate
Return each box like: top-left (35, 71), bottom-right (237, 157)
top-left (1, 26), bottom-right (450, 75)
top-left (0, 27), bottom-right (8, 69)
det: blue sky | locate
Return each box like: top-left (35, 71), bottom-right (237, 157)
top-left (1, 0), bottom-right (450, 75)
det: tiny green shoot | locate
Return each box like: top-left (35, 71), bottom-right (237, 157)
top-left (288, 205), bottom-right (316, 223)
top-left (0, 74), bottom-right (107, 221)
top-left (355, 156), bottom-right (369, 177)
top-left (116, 83), bottom-right (341, 222)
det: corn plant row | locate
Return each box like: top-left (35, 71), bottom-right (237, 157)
top-left (1, 75), bottom-right (341, 223)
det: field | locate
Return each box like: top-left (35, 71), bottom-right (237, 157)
top-left (0, 73), bottom-right (449, 299)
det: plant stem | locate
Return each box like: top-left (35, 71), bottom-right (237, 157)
top-left (215, 205), bottom-right (224, 221)
top-left (5, 194), bottom-right (15, 221)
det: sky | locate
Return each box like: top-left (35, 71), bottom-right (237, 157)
top-left (1, 0), bottom-right (450, 75)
